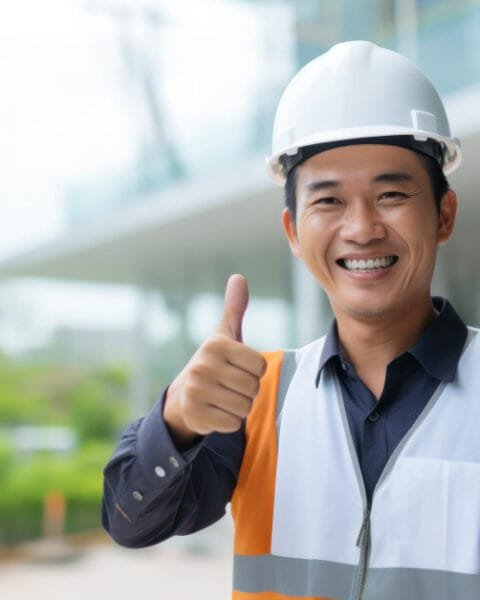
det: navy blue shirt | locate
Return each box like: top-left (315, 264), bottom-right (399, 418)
top-left (319, 297), bottom-right (467, 502)
top-left (102, 297), bottom-right (467, 547)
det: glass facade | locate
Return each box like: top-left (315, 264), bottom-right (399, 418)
top-left (64, 0), bottom-right (480, 226)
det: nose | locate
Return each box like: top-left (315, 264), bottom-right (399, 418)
top-left (339, 200), bottom-right (386, 244)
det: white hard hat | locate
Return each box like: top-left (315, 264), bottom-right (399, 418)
top-left (267, 40), bottom-right (462, 184)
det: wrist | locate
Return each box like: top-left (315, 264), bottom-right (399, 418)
top-left (163, 379), bottom-right (201, 446)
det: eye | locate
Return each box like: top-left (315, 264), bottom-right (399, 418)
top-left (313, 196), bottom-right (341, 206)
top-left (378, 190), bottom-right (407, 201)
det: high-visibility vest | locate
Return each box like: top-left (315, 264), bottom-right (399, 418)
top-left (231, 327), bottom-right (480, 600)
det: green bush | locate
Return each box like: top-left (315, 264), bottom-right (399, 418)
top-left (0, 441), bottom-right (114, 547)
top-left (0, 358), bottom-right (130, 546)
top-left (71, 380), bottom-right (118, 441)
top-left (0, 435), bottom-right (14, 480)
top-left (0, 360), bottom-right (130, 428)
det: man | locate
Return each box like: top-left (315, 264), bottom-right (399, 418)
top-left (102, 41), bottom-right (480, 599)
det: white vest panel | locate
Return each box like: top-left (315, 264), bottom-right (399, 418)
top-left (271, 328), bottom-right (480, 575)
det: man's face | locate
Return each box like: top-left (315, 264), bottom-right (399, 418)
top-left (282, 144), bottom-right (457, 321)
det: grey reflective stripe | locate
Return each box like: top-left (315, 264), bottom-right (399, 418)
top-left (331, 365), bottom-right (368, 508)
top-left (366, 566), bottom-right (480, 600)
top-left (233, 554), bottom-right (355, 599)
top-left (275, 350), bottom-right (297, 434)
top-left (234, 554), bottom-right (480, 599)
top-left (372, 379), bottom-right (447, 497)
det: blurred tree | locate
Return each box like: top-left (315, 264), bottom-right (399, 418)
top-left (71, 379), bottom-right (118, 441)
top-left (0, 435), bottom-right (13, 480)
top-left (0, 358), bottom-right (130, 546)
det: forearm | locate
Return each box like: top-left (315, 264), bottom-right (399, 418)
top-left (101, 395), bottom-right (244, 548)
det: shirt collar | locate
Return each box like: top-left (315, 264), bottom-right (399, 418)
top-left (318, 320), bottom-right (342, 375)
top-left (409, 297), bottom-right (467, 382)
top-left (316, 297), bottom-right (467, 386)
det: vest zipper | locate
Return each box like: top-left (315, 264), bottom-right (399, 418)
top-left (332, 371), bottom-right (373, 600)
top-left (353, 508), bottom-right (371, 600)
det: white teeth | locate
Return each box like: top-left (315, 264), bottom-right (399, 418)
top-left (343, 256), bottom-right (395, 271)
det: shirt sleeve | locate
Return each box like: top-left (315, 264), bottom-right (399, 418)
top-left (101, 391), bottom-right (245, 548)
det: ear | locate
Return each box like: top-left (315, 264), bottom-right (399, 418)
top-left (437, 189), bottom-right (457, 245)
top-left (282, 208), bottom-right (301, 257)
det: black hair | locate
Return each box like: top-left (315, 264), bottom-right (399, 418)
top-left (420, 154), bottom-right (450, 214)
top-left (284, 152), bottom-right (449, 222)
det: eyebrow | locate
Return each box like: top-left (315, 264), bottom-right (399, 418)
top-left (304, 180), bottom-right (340, 193)
top-left (303, 171), bottom-right (415, 194)
top-left (372, 172), bottom-right (415, 184)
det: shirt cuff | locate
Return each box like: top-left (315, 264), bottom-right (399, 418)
top-left (135, 393), bottom-right (204, 485)
top-left (110, 391), bottom-right (205, 522)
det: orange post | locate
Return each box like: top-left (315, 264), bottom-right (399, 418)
top-left (43, 490), bottom-right (66, 539)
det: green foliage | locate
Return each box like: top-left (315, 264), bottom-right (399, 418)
top-left (95, 364), bottom-right (129, 388)
top-left (0, 359), bottom-right (129, 429)
top-left (0, 434), bottom-right (14, 480)
top-left (0, 358), bottom-right (131, 546)
top-left (70, 380), bottom-right (118, 441)
top-left (0, 361), bottom-right (74, 424)
top-left (0, 441), bottom-right (115, 547)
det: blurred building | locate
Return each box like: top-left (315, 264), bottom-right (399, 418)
top-left (32, 326), bottom-right (136, 366)
top-left (0, 0), bottom-right (479, 415)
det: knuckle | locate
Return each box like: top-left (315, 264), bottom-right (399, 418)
top-left (185, 415), bottom-right (212, 436)
top-left (202, 338), bottom-right (217, 355)
top-left (182, 393), bottom-right (198, 416)
top-left (256, 354), bottom-right (268, 376)
top-left (217, 414), bottom-right (242, 434)
top-left (185, 406), bottom-right (215, 433)
top-left (240, 397), bottom-right (252, 417)
top-left (242, 374), bottom-right (259, 398)
top-left (183, 378), bottom-right (199, 400)
top-left (188, 362), bottom-right (211, 382)
top-left (260, 355), bottom-right (268, 372)
top-left (204, 335), bottom-right (228, 356)
top-left (250, 377), bottom-right (261, 397)
top-left (183, 379), bottom-right (208, 409)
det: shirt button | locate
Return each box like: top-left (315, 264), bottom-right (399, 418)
top-left (340, 360), bottom-right (348, 372)
top-left (155, 466), bottom-right (166, 478)
top-left (368, 411), bottom-right (380, 423)
top-left (132, 490), bottom-right (143, 502)
top-left (169, 456), bottom-right (180, 468)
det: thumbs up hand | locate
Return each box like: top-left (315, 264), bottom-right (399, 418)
top-left (164, 275), bottom-right (267, 444)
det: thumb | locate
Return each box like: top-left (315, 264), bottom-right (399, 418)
top-left (217, 274), bottom-right (249, 342)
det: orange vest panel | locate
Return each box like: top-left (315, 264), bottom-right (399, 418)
top-left (231, 351), bottom-right (283, 556)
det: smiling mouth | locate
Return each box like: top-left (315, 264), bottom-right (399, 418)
top-left (337, 256), bottom-right (398, 272)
